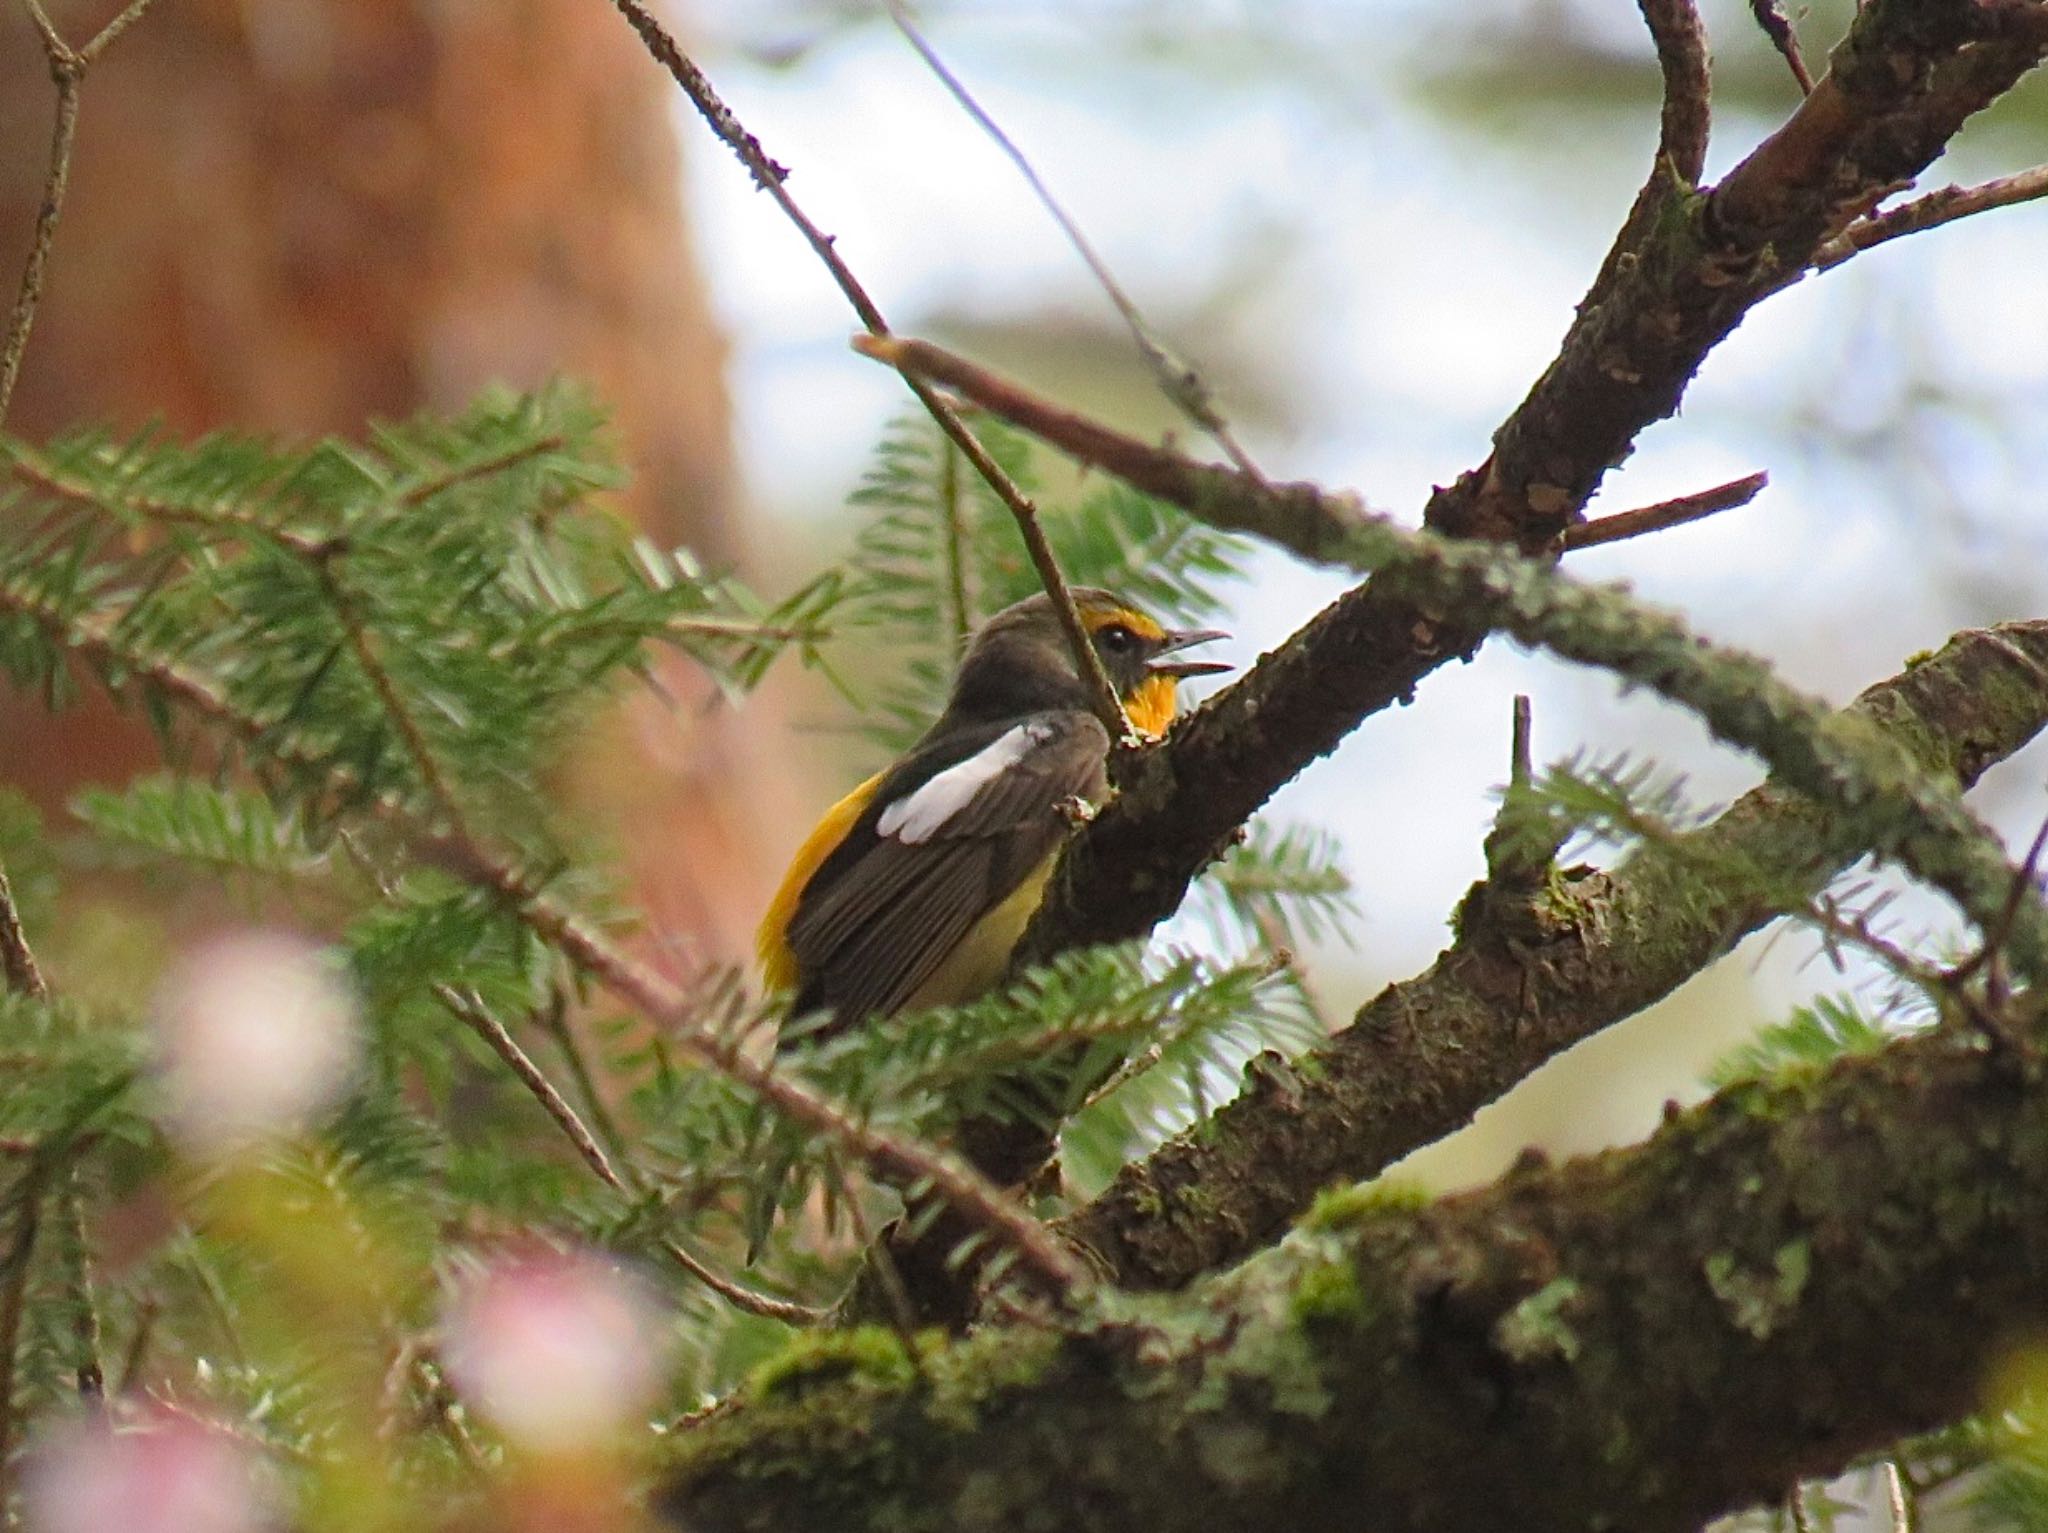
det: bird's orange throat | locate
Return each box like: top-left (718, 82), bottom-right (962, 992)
top-left (1125, 674), bottom-right (1179, 739)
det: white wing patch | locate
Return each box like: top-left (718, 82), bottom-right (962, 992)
top-left (876, 721), bottom-right (1049, 844)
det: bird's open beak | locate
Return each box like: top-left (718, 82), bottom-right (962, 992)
top-left (1146, 627), bottom-right (1232, 678)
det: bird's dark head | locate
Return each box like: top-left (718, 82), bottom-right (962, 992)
top-left (944, 588), bottom-right (1229, 737)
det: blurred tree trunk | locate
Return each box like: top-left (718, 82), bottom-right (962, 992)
top-left (0, 0), bottom-right (786, 960)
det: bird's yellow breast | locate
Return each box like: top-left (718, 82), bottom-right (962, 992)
top-left (900, 851), bottom-right (1060, 1012)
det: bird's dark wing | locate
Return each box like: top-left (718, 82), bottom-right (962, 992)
top-left (785, 710), bottom-right (1109, 1030)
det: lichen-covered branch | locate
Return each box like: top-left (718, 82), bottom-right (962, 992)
top-left (1065, 619), bottom-right (2048, 1291)
top-left (1021, 475), bottom-right (2048, 991)
top-left (998, 0), bottom-right (2048, 962)
top-left (661, 1017), bottom-right (2048, 1533)
top-left (1362, 537), bottom-right (2048, 979)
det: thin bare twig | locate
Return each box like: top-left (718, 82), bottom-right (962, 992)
top-left (435, 984), bottom-right (629, 1193)
top-left (938, 436), bottom-right (972, 654)
top-left (535, 990), bottom-right (635, 1169)
top-left (75, 0), bottom-right (161, 65)
top-left (1884, 1458), bottom-right (1915, 1533)
top-left (1508, 694), bottom-right (1533, 792)
top-left (0, 15), bottom-right (79, 432)
top-left (850, 331), bottom-right (1371, 564)
top-left (661, 1235), bottom-right (825, 1327)
top-left (1800, 891), bottom-right (1944, 991)
top-left (1482, 694), bottom-right (1570, 896)
top-left (1749, 0), bottom-right (1816, 94)
top-left (1006, 485), bottom-right (1132, 743)
top-left (860, 332), bottom-right (1755, 567)
top-left (1563, 471), bottom-right (1767, 550)
top-left (602, 0), bottom-right (1130, 741)
top-left (0, 0), bottom-right (163, 430)
top-left (1812, 166), bottom-right (2048, 272)
top-left (882, 0), bottom-right (1267, 487)
top-left (0, 862), bottom-right (48, 1001)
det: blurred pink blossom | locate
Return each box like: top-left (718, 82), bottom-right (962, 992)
top-left (153, 931), bottom-right (359, 1150)
top-left (442, 1247), bottom-right (668, 1450)
top-left (25, 1411), bottom-right (277, 1533)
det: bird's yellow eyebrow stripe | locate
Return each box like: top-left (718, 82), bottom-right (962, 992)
top-left (1079, 604), bottom-right (1164, 640)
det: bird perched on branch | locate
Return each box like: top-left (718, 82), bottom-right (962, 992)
top-left (757, 587), bottom-right (1229, 1033)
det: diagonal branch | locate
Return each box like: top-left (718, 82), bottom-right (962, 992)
top-left (1645, 0), bottom-right (1712, 182)
top-left (1561, 470), bottom-right (1767, 550)
top-left (1017, 479), bottom-right (2048, 993)
top-left (1811, 164), bottom-right (2048, 272)
top-left (0, 572), bottom-right (1087, 1303)
top-left (1574, 0), bottom-right (1714, 328)
top-left (855, 335), bottom-right (1768, 559)
top-left (1438, 0), bottom-right (2048, 548)
top-left (0, 12), bottom-right (80, 432)
top-left (1063, 619), bottom-right (2048, 1291)
top-left (431, 981), bottom-right (824, 1326)
top-left (0, 0), bottom-right (162, 430)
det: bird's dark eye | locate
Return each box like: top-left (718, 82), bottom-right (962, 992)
top-left (1097, 623), bottom-right (1138, 652)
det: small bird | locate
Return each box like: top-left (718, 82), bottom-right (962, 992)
top-left (757, 588), bottom-right (1229, 1033)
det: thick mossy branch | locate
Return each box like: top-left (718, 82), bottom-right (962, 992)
top-left (1017, 0), bottom-right (2048, 963)
top-left (1066, 619), bottom-right (2048, 1292)
top-left (660, 1020), bottom-right (2048, 1533)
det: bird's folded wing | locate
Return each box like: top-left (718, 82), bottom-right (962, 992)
top-left (786, 711), bottom-right (1110, 1027)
